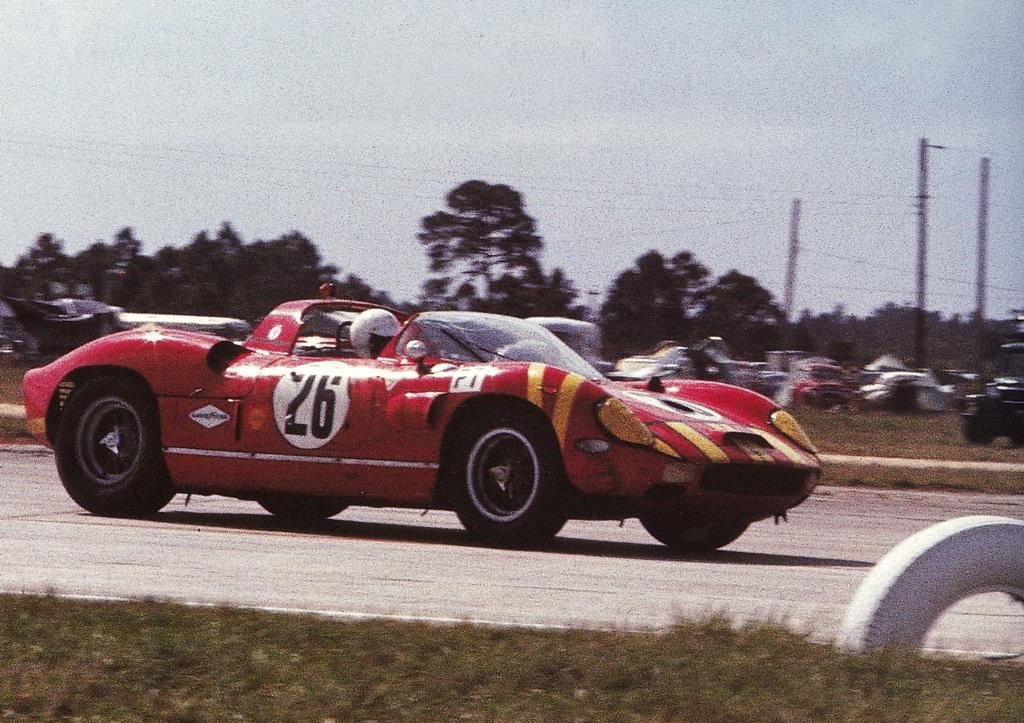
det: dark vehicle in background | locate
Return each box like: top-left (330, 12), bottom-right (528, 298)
top-left (0, 298), bottom-right (39, 358)
top-left (962, 321), bottom-right (1024, 445)
top-left (1, 296), bottom-right (120, 356)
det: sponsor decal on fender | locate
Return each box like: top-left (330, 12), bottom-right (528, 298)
top-left (247, 407), bottom-right (268, 432)
top-left (189, 404), bottom-right (230, 429)
top-left (448, 370), bottom-right (487, 393)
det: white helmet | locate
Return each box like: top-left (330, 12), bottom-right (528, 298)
top-left (350, 308), bottom-right (400, 357)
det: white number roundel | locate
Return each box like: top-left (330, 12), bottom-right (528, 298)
top-left (272, 364), bottom-right (351, 449)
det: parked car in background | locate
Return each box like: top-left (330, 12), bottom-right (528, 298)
top-left (0, 298), bottom-right (40, 358)
top-left (859, 370), bottom-right (951, 413)
top-left (526, 317), bottom-right (612, 373)
top-left (962, 320), bottom-right (1024, 445)
top-left (1, 296), bottom-right (120, 355)
top-left (608, 338), bottom-right (740, 387)
top-left (790, 361), bottom-right (856, 409)
top-left (751, 369), bottom-right (791, 402)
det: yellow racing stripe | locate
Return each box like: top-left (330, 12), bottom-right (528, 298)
top-left (652, 438), bottom-right (682, 458)
top-left (665, 421), bottom-right (730, 463)
top-left (527, 363), bottom-right (545, 408)
top-left (756, 428), bottom-right (815, 466)
top-left (552, 372), bottom-right (586, 448)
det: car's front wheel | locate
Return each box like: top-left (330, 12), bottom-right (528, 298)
top-left (639, 512), bottom-right (748, 552)
top-left (450, 410), bottom-right (568, 546)
top-left (257, 495), bottom-right (347, 523)
top-left (55, 376), bottom-right (175, 517)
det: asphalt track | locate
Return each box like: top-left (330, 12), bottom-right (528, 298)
top-left (1, 446), bottom-right (1022, 658)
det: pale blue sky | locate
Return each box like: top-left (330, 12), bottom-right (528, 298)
top-left (1, 1), bottom-right (1021, 318)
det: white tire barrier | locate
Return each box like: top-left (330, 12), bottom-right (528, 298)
top-left (840, 515), bottom-right (1024, 651)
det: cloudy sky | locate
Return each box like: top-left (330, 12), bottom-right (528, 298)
top-left (1, 1), bottom-right (1021, 319)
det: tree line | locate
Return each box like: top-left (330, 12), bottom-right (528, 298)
top-left (0, 179), bottom-right (1012, 367)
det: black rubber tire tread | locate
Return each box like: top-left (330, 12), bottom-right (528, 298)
top-left (55, 376), bottom-right (175, 517)
top-left (638, 512), bottom-right (748, 552)
top-left (961, 415), bottom-right (993, 445)
top-left (449, 407), bottom-right (568, 547)
top-left (257, 495), bottom-right (347, 522)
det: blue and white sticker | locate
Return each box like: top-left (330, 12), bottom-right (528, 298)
top-left (190, 404), bottom-right (230, 429)
top-left (272, 364), bottom-right (351, 449)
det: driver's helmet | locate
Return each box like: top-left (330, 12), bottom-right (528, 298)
top-left (350, 308), bottom-right (401, 357)
top-left (497, 338), bottom-right (549, 363)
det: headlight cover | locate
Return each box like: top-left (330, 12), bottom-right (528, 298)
top-left (596, 397), bottom-right (655, 447)
top-left (770, 409), bottom-right (818, 454)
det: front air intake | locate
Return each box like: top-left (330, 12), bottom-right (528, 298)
top-left (700, 464), bottom-right (810, 497)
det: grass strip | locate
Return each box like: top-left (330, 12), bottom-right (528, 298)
top-left (0, 362), bottom-right (30, 405)
top-left (0, 595), bottom-right (1021, 722)
top-left (795, 407), bottom-right (1024, 464)
top-left (821, 463), bottom-right (1024, 495)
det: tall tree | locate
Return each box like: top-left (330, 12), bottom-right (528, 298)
top-left (226, 231), bottom-right (338, 318)
top-left (113, 226), bottom-right (143, 265)
top-left (600, 250), bottom-right (710, 357)
top-left (74, 241), bottom-right (118, 301)
top-left (485, 259), bottom-right (582, 317)
top-left (12, 233), bottom-right (72, 297)
top-left (698, 270), bottom-right (784, 359)
top-left (418, 180), bottom-right (546, 310)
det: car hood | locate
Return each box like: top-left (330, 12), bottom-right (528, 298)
top-left (604, 385), bottom-right (727, 423)
top-left (600, 383), bottom-right (817, 467)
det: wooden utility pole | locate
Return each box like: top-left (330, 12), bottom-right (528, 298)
top-left (915, 138), bottom-right (945, 369)
top-left (976, 157), bottom-right (990, 367)
top-left (783, 198), bottom-right (801, 322)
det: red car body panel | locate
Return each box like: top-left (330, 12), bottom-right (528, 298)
top-left (23, 299), bottom-right (820, 527)
top-left (791, 363), bottom-right (855, 408)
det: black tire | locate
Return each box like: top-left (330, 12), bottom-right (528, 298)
top-left (449, 409), bottom-right (568, 546)
top-left (257, 495), bottom-right (347, 523)
top-left (55, 376), bottom-right (175, 517)
top-left (961, 414), bottom-right (993, 445)
top-left (639, 512), bottom-right (748, 552)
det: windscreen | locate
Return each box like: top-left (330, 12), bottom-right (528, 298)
top-left (396, 311), bottom-right (603, 379)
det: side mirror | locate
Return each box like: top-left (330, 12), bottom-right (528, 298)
top-left (405, 339), bottom-right (428, 361)
top-left (404, 339), bottom-right (430, 375)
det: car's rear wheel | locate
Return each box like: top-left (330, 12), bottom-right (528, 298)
top-left (55, 376), bottom-right (175, 517)
top-left (450, 410), bottom-right (568, 546)
top-left (257, 495), bottom-right (347, 522)
top-left (639, 512), bottom-right (748, 552)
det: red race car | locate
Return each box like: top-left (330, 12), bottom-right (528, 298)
top-left (23, 298), bottom-right (820, 551)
